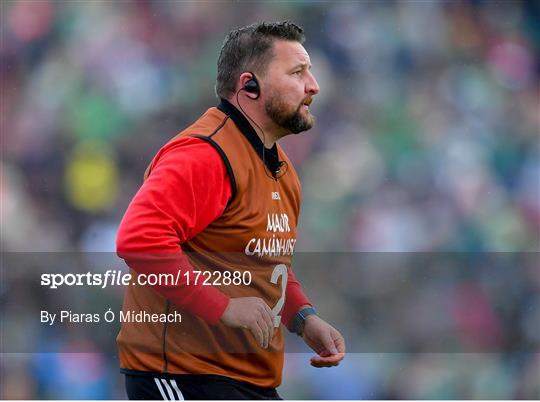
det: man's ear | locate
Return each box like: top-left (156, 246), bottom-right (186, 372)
top-left (239, 72), bottom-right (260, 100)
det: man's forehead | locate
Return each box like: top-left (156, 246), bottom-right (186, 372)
top-left (271, 40), bottom-right (311, 65)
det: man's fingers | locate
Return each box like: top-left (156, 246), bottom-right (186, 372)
top-left (335, 334), bottom-right (346, 353)
top-left (323, 333), bottom-right (338, 355)
top-left (258, 304), bottom-right (273, 347)
top-left (264, 318), bottom-right (274, 348)
top-left (257, 316), bottom-right (270, 349)
top-left (310, 352), bottom-right (345, 367)
top-left (310, 359), bottom-right (338, 368)
top-left (310, 361), bottom-right (336, 368)
top-left (263, 303), bottom-right (275, 328)
top-left (260, 304), bottom-right (273, 327)
top-left (250, 321), bottom-right (264, 348)
top-left (260, 303), bottom-right (275, 347)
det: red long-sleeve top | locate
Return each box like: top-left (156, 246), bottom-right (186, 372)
top-left (116, 136), bottom-right (311, 327)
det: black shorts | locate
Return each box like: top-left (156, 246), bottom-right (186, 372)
top-left (124, 373), bottom-right (282, 400)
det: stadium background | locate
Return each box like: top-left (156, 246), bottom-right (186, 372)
top-left (1, 0), bottom-right (539, 399)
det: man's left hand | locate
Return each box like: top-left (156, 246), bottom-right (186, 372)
top-left (302, 315), bottom-right (345, 367)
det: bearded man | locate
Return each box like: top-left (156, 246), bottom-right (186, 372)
top-left (116, 21), bottom-right (345, 400)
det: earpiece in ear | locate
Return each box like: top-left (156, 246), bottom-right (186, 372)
top-left (243, 74), bottom-right (260, 99)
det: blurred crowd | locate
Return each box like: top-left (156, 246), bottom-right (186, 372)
top-left (1, 0), bottom-right (539, 399)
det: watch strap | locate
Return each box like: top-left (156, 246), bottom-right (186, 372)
top-left (291, 306), bottom-right (317, 336)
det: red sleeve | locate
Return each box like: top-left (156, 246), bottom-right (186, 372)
top-left (281, 268), bottom-right (313, 330)
top-left (116, 136), bottom-right (231, 325)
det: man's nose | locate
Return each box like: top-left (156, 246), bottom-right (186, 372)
top-left (306, 72), bottom-right (320, 95)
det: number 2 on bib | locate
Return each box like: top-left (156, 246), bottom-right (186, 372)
top-left (270, 264), bottom-right (288, 327)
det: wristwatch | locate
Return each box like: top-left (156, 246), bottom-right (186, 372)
top-left (291, 306), bottom-right (317, 336)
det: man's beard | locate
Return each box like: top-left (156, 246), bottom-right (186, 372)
top-left (265, 93), bottom-right (315, 134)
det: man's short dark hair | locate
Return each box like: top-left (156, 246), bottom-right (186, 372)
top-left (216, 21), bottom-right (305, 99)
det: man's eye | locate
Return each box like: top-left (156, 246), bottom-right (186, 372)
top-left (292, 71), bottom-right (302, 75)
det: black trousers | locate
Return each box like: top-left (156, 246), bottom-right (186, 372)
top-left (125, 373), bottom-right (282, 400)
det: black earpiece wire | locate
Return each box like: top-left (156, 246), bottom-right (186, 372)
top-left (236, 86), bottom-right (280, 180)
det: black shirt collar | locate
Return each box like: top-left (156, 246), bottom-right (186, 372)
top-left (218, 98), bottom-right (281, 176)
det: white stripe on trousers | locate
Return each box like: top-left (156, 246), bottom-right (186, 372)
top-left (171, 379), bottom-right (185, 400)
top-left (161, 379), bottom-right (176, 400)
top-left (154, 377), bottom-right (168, 400)
top-left (154, 377), bottom-right (185, 400)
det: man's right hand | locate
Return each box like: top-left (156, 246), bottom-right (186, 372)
top-left (220, 297), bottom-right (275, 349)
